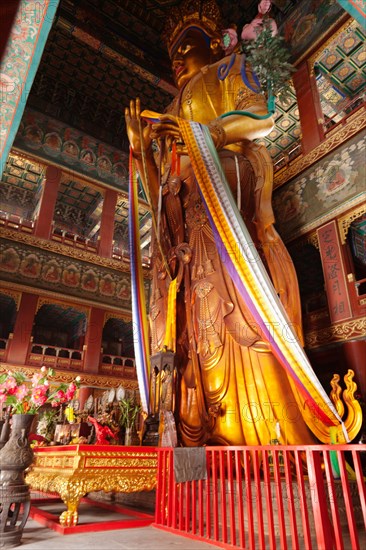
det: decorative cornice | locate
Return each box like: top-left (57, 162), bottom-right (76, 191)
top-left (36, 296), bottom-right (90, 319)
top-left (1, 228), bottom-right (153, 281)
top-left (282, 192), bottom-right (365, 244)
top-left (305, 317), bottom-right (366, 349)
top-left (274, 108), bottom-right (366, 188)
top-left (0, 227), bottom-right (133, 273)
top-left (288, 201), bottom-right (366, 249)
top-left (293, 12), bottom-right (350, 68)
top-left (0, 362), bottom-right (138, 390)
top-left (306, 232), bottom-right (319, 250)
top-left (0, 280), bottom-right (132, 317)
top-left (0, 288), bottom-right (22, 309)
top-left (104, 311), bottom-right (132, 323)
top-left (338, 204), bottom-right (366, 245)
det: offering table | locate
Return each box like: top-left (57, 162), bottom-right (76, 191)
top-left (26, 445), bottom-right (158, 527)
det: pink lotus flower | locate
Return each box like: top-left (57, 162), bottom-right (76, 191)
top-left (56, 390), bottom-right (67, 403)
top-left (5, 376), bottom-right (17, 390)
top-left (66, 382), bottom-right (76, 400)
top-left (31, 386), bottom-right (48, 406)
top-left (0, 367), bottom-right (80, 414)
top-left (31, 372), bottom-right (43, 386)
top-left (15, 384), bottom-right (29, 401)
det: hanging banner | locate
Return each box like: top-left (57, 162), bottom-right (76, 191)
top-left (128, 150), bottom-right (150, 413)
top-left (317, 221), bottom-right (352, 323)
top-left (177, 118), bottom-right (348, 440)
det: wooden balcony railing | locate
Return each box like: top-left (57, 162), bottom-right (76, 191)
top-left (0, 212), bottom-right (34, 233)
top-left (100, 354), bottom-right (136, 378)
top-left (51, 226), bottom-right (98, 252)
top-left (28, 343), bottom-right (84, 371)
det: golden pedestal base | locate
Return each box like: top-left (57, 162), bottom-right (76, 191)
top-left (26, 445), bottom-right (158, 526)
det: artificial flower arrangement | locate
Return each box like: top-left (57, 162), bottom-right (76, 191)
top-left (0, 366), bottom-right (81, 414)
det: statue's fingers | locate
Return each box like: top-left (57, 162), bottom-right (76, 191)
top-left (151, 123), bottom-right (180, 136)
top-left (136, 97), bottom-right (141, 118)
top-left (129, 99), bottom-right (136, 118)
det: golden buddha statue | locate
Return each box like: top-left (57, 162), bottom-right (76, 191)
top-left (125, 0), bottom-right (361, 446)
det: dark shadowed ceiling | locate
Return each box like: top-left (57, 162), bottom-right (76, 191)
top-left (27, 0), bottom-right (295, 151)
top-left (4, 1), bottom-right (364, 260)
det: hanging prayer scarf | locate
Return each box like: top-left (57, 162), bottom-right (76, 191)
top-left (177, 118), bottom-right (349, 441)
top-left (128, 149), bottom-right (150, 413)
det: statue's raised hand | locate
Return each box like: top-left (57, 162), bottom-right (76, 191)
top-left (125, 98), bottom-right (152, 156)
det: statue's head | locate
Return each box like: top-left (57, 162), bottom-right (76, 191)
top-left (163, 0), bottom-right (224, 89)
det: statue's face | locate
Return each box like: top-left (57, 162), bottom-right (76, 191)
top-left (171, 29), bottom-right (212, 89)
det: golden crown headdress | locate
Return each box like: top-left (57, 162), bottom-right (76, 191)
top-left (163, 0), bottom-right (223, 55)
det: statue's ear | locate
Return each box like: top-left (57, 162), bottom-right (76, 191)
top-left (210, 37), bottom-right (223, 59)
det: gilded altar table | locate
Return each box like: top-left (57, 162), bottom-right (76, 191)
top-left (26, 445), bottom-right (158, 527)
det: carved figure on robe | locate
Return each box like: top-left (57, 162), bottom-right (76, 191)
top-left (125, 0), bottom-right (360, 447)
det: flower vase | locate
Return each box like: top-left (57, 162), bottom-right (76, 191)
top-left (124, 427), bottom-right (132, 446)
top-left (0, 414), bottom-right (35, 548)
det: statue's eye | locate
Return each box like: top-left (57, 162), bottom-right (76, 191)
top-left (180, 42), bottom-right (193, 54)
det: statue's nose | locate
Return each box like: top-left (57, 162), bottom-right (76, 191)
top-left (172, 52), bottom-right (183, 66)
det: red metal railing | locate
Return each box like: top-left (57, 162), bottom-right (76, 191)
top-left (155, 445), bottom-right (366, 549)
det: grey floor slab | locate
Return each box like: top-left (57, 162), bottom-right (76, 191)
top-left (20, 518), bottom-right (222, 549)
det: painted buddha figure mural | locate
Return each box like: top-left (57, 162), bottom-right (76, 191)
top-left (125, 0), bottom-right (330, 446)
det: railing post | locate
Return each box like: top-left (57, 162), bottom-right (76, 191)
top-left (306, 448), bottom-right (334, 550)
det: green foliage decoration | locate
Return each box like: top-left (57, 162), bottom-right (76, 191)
top-left (240, 20), bottom-right (296, 107)
top-left (118, 397), bottom-right (141, 430)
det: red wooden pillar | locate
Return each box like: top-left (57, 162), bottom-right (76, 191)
top-left (293, 61), bottom-right (325, 154)
top-left (34, 165), bottom-right (61, 239)
top-left (343, 340), bottom-right (366, 400)
top-left (78, 386), bottom-right (92, 410)
top-left (98, 189), bottom-right (118, 258)
top-left (7, 293), bottom-right (38, 365)
top-left (83, 307), bottom-right (104, 373)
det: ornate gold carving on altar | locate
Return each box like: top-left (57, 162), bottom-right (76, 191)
top-left (274, 109), bottom-right (366, 188)
top-left (338, 204), bottom-right (366, 244)
top-left (0, 286), bottom-right (21, 309)
top-left (329, 370), bottom-right (363, 443)
top-left (305, 317), bottom-right (366, 349)
top-left (85, 456), bottom-right (157, 468)
top-left (26, 446), bottom-right (158, 526)
top-left (0, 363), bottom-right (138, 390)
